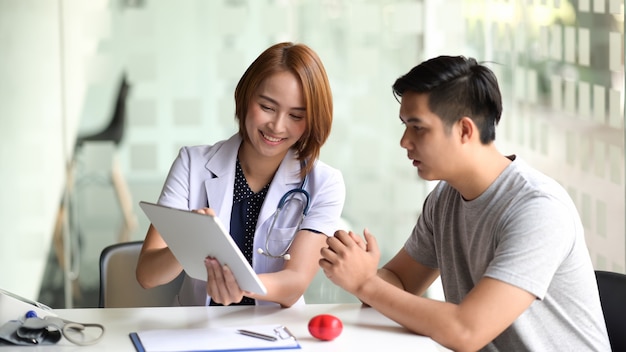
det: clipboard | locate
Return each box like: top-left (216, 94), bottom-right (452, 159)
top-left (129, 325), bottom-right (301, 351)
top-left (139, 201), bottom-right (267, 296)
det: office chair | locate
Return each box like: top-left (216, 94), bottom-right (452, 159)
top-left (75, 72), bottom-right (129, 150)
top-left (51, 72), bottom-right (138, 308)
top-left (73, 72), bottom-right (137, 243)
top-left (99, 241), bottom-right (185, 308)
top-left (595, 270), bottom-right (626, 351)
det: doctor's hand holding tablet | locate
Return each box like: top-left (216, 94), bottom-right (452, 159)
top-left (195, 207), bottom-right (254, 306)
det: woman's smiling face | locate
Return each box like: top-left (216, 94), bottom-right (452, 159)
top-left (244, 70), bottom-right (307, 161)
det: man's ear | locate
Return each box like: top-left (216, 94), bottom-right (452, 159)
top-left (458, 116), bottom-right (476, 143)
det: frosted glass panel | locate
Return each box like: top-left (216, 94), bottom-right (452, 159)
top-left (2, 0), bottom-right (622, 309)
top-left (464, 0), bottom-right (624, 272)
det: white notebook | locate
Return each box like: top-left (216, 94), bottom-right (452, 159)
top-left (139, 201), bottom-right (267, 296)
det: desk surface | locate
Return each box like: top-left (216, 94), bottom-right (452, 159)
top-left (16, 303), bottom-right (449, 351)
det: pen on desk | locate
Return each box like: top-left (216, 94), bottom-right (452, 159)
top-left (237, 329), bottom-right (278, 341)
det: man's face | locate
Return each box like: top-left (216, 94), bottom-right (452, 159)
top-left (398, 92), bottom-right (459, 181)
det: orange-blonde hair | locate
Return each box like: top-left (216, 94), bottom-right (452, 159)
top-left (234, 42), bottom-right (333, 177)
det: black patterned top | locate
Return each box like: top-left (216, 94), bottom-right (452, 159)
top-left (211, 159), bottom-right (269, 306)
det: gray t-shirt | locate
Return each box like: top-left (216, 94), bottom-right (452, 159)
top-left (405, 156), bottom-right (610, 351)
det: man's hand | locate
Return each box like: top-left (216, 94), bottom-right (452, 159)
top-left (319, 229), bottom-right (381, 295)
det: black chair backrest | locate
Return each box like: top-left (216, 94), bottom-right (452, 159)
top-left (595, 270), bottom-right (626, 351)
top-left (76, 73), bottom-right (130, 148)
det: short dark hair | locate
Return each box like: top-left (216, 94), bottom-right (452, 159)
top-left (392, 56), bottom-right (502, 144)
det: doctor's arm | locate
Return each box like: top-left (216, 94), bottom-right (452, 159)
top-left (206, 169), bottom-right (346, 306)
top-left (136, 224), bottom-right (184, 289)
top-left (256, 229), bottom-right (328, 307)
top-left (207, 229), bottom-right (327, 307)
top-left (247, 168), bottom-right (346, 307)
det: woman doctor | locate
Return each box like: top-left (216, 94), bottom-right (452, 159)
top-left (136, 42), bottom-right (346, 307)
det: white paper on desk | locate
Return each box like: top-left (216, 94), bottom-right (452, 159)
top-left (131, 324), bottom-right (300, 351)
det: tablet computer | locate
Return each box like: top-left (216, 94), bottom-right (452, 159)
top-left (138, 201), bottom-right (267, 296)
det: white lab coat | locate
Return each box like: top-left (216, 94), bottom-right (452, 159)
top-left (157, 134), bottom-right (346, 306)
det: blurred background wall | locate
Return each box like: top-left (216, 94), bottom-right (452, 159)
top-left (0, 0), bottom-right (623, 308)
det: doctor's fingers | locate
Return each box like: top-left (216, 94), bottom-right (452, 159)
top-left (193, 207), bottom-right (216, 216)
top-left (205, 259), bottom-right (235, 305)
top-left (220, 265), bottom-right (245, 299)
top-left (205, 258), bottom-right (221, 293)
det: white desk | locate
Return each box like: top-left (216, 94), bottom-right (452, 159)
top-left (13, 303), bottom-right (449, 351)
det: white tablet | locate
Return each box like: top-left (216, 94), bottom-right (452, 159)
top-left (138, 201), bottom-right (267, 296)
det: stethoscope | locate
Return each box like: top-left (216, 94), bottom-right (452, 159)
top-left (20, 310), bottom-right (105, 346)
top-left (257, 172), bottom-right (310, 261)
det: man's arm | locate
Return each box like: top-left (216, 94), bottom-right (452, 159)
top-left (379, 248), bottom-right (440, 296)
top-left (321, 230), bottom-right (535, 352)
top-left (341, 229), bottom-right (440, 295)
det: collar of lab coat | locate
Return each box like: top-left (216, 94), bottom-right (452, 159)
top-left (203, 133), bottom-right (303, 231)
